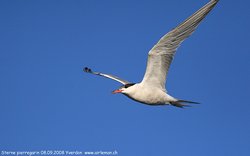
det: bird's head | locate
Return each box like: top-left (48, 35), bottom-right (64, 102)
top-left (112, 83), bottom-right (136, 94)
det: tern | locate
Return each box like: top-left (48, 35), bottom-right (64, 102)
top-left (84, 0), bottom-right (219, 108)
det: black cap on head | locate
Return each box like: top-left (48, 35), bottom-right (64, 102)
top-left (123, 83), bottom-right (136, 88)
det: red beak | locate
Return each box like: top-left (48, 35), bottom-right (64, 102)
top-left (112, 89), bottom-right (122, 94)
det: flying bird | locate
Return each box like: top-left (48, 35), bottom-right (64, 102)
top-left (84, 0), bottom-right (219, 108)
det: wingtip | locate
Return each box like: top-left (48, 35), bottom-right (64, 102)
top-left (83, 67), bottom-right (92, 73)
top-left (212, 0), bottom-right (219, 3)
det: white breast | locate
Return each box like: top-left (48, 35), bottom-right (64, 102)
top-left (122, 83), bottom-right (176, 105)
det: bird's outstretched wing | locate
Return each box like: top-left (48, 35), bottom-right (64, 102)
top-left (84, 67), bottom-right (131, 85)
top-left (141, 0), bottom-right (219, 90)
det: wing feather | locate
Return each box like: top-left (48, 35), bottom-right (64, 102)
top-left (141, 0), bottom-right (219, 90)
top-left (84, 67), bottom-right (130, 85)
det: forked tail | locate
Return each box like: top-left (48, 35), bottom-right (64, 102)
top-left (170, 100), bottom-right (200, 108)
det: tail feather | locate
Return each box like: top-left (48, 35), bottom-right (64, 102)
top-left (170, 100), bottom-right (200, 108)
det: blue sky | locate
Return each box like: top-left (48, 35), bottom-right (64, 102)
top-left (0, 0), bottom-right (250, 155)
